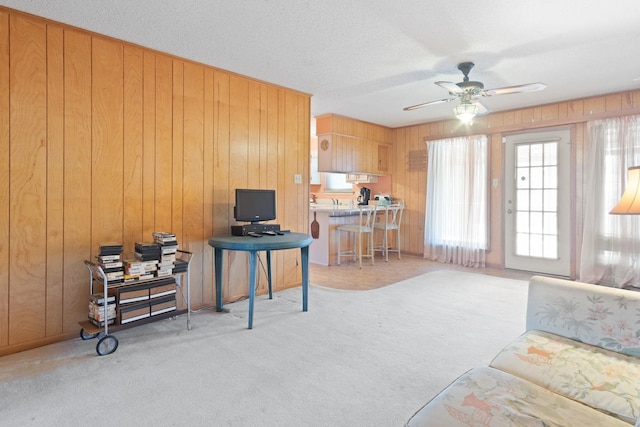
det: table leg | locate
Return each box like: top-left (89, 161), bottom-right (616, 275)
top-left (301, 245), bottom-right (309, 312)
top-left (214, 247), bottom-right (224, 312)
top-left (248, 251), bottom-right (257, 329)
top-left (266, 250), bottom-right (273, 299)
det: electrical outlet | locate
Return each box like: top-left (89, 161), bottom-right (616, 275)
top-left (294, 174), bottom-right (302, 184)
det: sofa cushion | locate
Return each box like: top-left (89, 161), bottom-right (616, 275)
top-left (490, 330), bottom-right (640, 424)
top-left (406, 366), bottom-right (630, 427)
top-left (527, 276), bottom-right (640, 358)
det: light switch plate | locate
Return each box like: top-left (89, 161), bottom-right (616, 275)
top-left (294, 174), bottom-right (302, 184)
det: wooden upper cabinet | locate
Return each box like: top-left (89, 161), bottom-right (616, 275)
top-left (315, 114), bottom-right (393, 175)
top-left (377, 143), bottom-right (390, 173)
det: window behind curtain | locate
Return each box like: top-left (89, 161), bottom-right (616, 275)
top-left (424, 134), bottom-right (488, 268)
top-left (580, 114), bottom-right (640, 288)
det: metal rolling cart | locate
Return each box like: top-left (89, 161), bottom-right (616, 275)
top-left (79, 249), bottom-right (192, 356)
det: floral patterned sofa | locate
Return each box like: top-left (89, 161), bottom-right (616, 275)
top-left (406, 275), bottom-right (640, 426)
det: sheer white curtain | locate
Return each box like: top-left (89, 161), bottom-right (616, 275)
top-left (424, 134), bottom-right (488, 267)
top-left (580, 114), bottom-right (640, 288)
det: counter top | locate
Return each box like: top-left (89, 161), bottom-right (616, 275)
top-left (310, 204), bottom-right (366, 216)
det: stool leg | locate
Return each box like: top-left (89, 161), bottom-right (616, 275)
top-left (357, 230), bottom-right (362, 269)
top-left (369, 230), bottom-right (374, 265)
top-left (384, 229), bottom-right (389, 262)
top-left (337, 229), bottom-right (341, 265)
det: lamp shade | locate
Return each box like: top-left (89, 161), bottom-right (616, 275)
top-left (453, 103), bottom-right (478, 123)
top-left (610, 166), bottom-right (640, 214)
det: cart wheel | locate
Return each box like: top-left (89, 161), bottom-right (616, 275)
top-left (96, 335), bottom-right (118, 356)
top-left (80, 328), bottom-right (97, 340)
top-left (97, 331), bottom-right (106, 340)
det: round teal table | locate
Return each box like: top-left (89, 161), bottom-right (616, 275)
top-left (207, 232), bottom-right (313, 329)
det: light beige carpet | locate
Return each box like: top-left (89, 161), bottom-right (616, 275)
top-left (0, 269), bottom-right (528, 426)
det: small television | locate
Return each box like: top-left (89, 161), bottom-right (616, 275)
top-left (234, 189), bottom-right (277, 224)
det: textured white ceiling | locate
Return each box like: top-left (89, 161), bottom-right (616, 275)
top-left (2, 0), bottom-right (640, 128)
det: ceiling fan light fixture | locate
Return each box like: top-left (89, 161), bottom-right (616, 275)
top-left (453, 103), bottom-right (478, 123)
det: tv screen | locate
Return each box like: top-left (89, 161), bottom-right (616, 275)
top-left (234, 189), bottom-right (277, 224)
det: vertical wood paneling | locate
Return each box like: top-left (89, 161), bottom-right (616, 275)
top-left (212, 71), bottom-right (231, 301)
top-left (283, 91), bottom-right (299, 284)
top-left (0, 10), bottom-right (10, 346)
top-left (62, 29), bottom-right (92, 332)
top-left (9, 15), bottom-right (47, 343)
top-left (183, 62), bottom-right (204, 305)
top-left (267, 86), bottom-right (281, 286)
top-left (172, 61), bottom-right (184, 245)
top-left (45, 25), bottom-right (64, 336)
top-left (202, 69), bottom-right (215, 304)
top-left (212, 71), bottom-right (230, 236)
top-left (248, 81), bottom-right (267, 292)
top-left (276, 90), bottom-right (286, 286)
top-left (123, 46), bottom-right (144, 248)
top-left (142, 52), bottom-right (156, 237)
top-left (0, 8), bottom-right (309, 355)
top-left (91, 37), bottom-right (124, 247)
top-left (248, 81), bottom-right (261, 187)
top-left (228, 75), bottom-right (249, 299)
top-left (155, 55), bottom-right (173, 231)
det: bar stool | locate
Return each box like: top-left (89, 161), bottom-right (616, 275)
top-left (373, 203), bottom-right (404, 261)
top-left (337, 204), bottom-right (377, 268)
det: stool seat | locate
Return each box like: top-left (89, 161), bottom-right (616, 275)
top-left (337, 205), bottom-right (377, 268)
top-left (373, 203), bottom-right (404, 261)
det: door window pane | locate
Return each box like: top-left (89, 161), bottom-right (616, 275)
top-left (514, 141), bottom-right (559, 259)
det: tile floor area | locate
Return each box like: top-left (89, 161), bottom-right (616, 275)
top-left (309, 254), bottom-right (533, 290)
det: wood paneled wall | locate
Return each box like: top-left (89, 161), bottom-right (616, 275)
top-left (392, 90), bottom-right (640, 273)
top-left (0, 8), bottom-right (310, 355)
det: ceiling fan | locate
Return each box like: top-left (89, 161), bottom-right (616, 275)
top-left (403, 62), bottom-right (546, 123)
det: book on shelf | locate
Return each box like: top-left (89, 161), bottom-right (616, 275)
top-left (152, 231), bottom-right (176, 241)
top-left (98, 242), bottom-right (123, 256)
top-left (135, 241), bottom-right (161, 251)
top-left (99, 261), bottom-right (123, 269)
top-left (89, 293), bottom-right (116, 305)
top-left (134, 251), bottom-right (161, 262)
top-left (173, 259), bottom-right (188, 273)
top-left (97, 254), bottom-right (121, 263)
top-left (88, 317), bottom-right (116, 328)
top-left (161, 254), bottom-right (176, 263)
top-left (93, 276), bottom-right (123, 286)
top-left (88, 302), bottom-right (116, 321)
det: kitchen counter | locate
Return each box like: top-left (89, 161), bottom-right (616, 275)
top-left (310, 204), bottom-right (367, 217)
top-left (309, 204), bottom-right (377, 265)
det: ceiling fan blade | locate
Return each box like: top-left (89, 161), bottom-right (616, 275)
top-left (435, 81), bottom-right (464, 94)
top-left (474, 100), bottom-right (490, 115)
top-left (484, 82), bottom-right (546, 96)
top-left (403, 97), bottom-right (455, 111)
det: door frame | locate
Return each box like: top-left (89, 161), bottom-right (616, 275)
top-left (502, 126), bottom-right (574, 277)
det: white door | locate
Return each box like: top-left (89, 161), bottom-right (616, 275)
top-left (504, 128), bottom-right (571, 276)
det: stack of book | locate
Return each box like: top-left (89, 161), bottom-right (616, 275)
top-left (153, 232), bottom-right (179, 277)
top-left (173, 259), bottom-right (188, 274)
top-left (88, 293), bottom-right (116, 327)
top-left (95, 243), bottom-right (124, 286)
top-left (134, 241), bottom-right (161, 261)
top-left (123, 259), bottom-right (157, 282)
